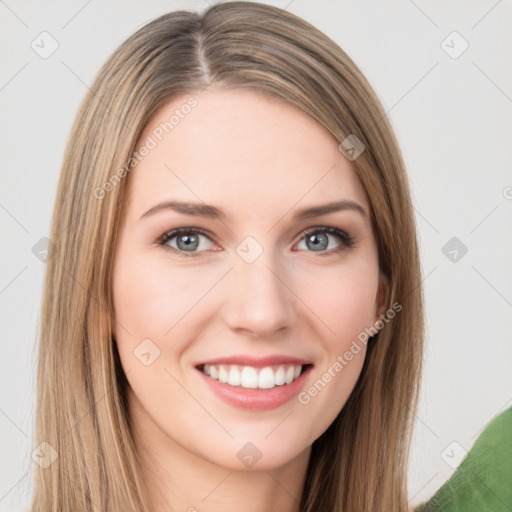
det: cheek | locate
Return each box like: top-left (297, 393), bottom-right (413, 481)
top-left (290, 260), bottom-right (377, 412)
top-left (293, 258), bottom-right (379, 345)
top-left (113, 253), bottom-right (209, 338)
top-left (112, 252), bottom-right (232, 383)
top-left (111, 254), bottom-right (207, 415)
top-left (293, 275), bottom-right (375, 434)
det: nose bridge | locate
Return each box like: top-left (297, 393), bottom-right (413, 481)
top-left (223, 235), bottom-right (296, 335)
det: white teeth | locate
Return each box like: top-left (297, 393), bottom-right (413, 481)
top-left (258, 367), bottom-right (275, 389)
top-left (201, 363), bottom-right (304, 389)
top-left (218, 366), bottom-right (228, 383)
top-left (240, 366), bottom-right (258, 388)
top-left (275, 366), bottom-right (286, 385)
top-left (228, 366), bottom-right (241, 386)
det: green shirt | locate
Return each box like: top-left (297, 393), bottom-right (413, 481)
top-left (415, 406), bottom-right (512, 512)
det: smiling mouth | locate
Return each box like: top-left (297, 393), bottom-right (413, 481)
top-left (196, 363), bottom-right (313, 390)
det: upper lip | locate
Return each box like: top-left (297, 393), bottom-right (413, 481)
top-left (195, 355), bottom-right (313, 368)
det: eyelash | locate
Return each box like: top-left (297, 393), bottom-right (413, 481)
top-left (156, 226), bottom-right (356, 258)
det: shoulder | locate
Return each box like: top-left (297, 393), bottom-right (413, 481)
top-left (414, 406), bottom-right (512, 512)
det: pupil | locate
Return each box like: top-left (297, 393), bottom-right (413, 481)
top-left (308, 233), bottom-right (327, 251)
top-left (178, 234), bottom-right (198, 251)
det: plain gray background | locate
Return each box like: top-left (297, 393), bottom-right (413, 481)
top-left (1, 0), bottom-right (511, 509)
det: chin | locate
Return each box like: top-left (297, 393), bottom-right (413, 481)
top-left (191, 430), bottom-right (313, 473)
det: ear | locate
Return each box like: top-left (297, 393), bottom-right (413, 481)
top-left (374, 272), bottom-right (390, 322)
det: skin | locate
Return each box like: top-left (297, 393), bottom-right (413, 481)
top-left (111, 88), bottom-right (388, 512)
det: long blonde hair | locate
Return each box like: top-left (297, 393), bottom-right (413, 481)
top-left (31, 2), bottom-right (424, 510)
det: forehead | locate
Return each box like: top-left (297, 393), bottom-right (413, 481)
top-left (124, 88), bottom-right (369, 222)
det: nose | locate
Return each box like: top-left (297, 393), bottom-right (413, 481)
top-left (222, 249), bottom-right (297, 338)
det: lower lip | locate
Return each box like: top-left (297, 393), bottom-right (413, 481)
top-left (197, 366), bottom-right (313, 411)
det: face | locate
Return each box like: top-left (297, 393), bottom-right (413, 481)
top-left (111, 88), bottom-right (387, 472)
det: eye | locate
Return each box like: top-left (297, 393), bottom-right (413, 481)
top-left (296, 226), bottom-right (355, 255)
top-left (157, 226), bottom-right (355, 257)
top-left (157, 227), bottom-right (217, 257)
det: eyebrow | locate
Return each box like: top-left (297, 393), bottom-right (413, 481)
top-left (139, 199), bottom-right (367, 222)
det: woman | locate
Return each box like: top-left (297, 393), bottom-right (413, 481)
top-left (31, 2), bottom-right (424, 511)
